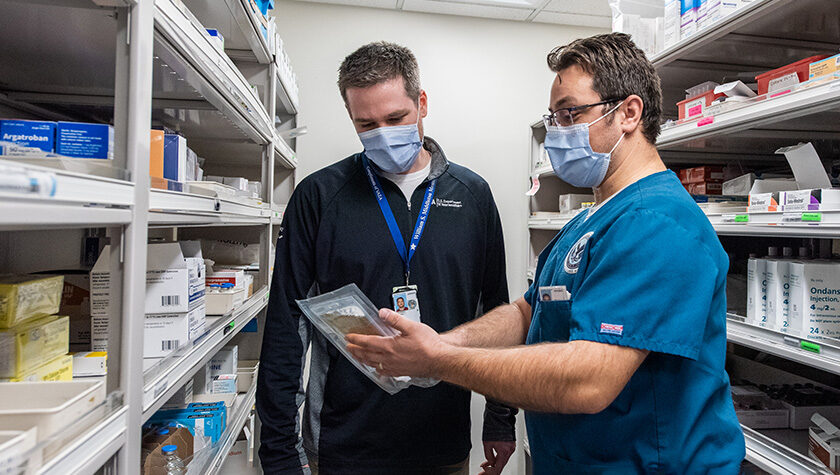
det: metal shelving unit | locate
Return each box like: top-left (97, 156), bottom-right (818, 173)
top-left (189, 381), bottom-right (258, 475)
top-left (0, 0), bottom-right (298, 472)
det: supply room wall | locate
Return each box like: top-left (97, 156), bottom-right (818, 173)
top-left (274, 2), bottom-right (605, 472)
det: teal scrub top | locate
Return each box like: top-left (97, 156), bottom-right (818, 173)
top-left (524, 171), bottom-right (745, 474)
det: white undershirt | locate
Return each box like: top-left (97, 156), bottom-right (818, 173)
top-left (380, 161), bottom-right (432, 203)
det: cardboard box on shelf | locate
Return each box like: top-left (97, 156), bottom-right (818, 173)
top-left (208, 346), bottom-right (238, 377)
top-left (143, 300), bottom-right (206, 358)
top-left (732, 385), bottom-right (790, 429)
top-left (59, 273), bottom-right (91, 346)
top-left (211, 374), bottom-right (238, 394)
top-left (748, 192), bottom-right (781, 212)
top-left (0, 316), bottom-right (69, 379)
top-left (0, 275), bottom-right (64, 329)
top-left (809, 413), bottom-right (840, 473)
top-left (72, 351), bottom-right (107, 377)
top-left (141, 426), bottom-right (194, 474)
top-left (163, 134), bottom-right (188, 183)
top-left (91, 242), bottom-right (205, 317)
top-left (0, 120), bottom-right (55, 152)
top-left (809, 54), bottom-right (840, 81)
top-left (0, 354), bottom-right (73, 382)
top-left (783, 189), bottom-right (840, 212)
top-left (150, 130), bottom-right (164, 179)
top-left (55, 122), bottom-right (114, 159)
top-left (686, 166), bottom-right (724, 183)
top-left (688, 182), bottom-right (722, 195)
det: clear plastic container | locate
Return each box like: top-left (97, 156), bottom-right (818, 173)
top-left (297, 284), bottom-right (439, 394)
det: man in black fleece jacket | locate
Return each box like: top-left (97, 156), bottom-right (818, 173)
top-left (256, 42), bottom-right (517, 474)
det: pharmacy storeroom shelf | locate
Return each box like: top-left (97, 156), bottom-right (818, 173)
top-left (657, 78), bottom-right (840, 150)
top-left (149, 189), bottom-right (268, 226)
top-left (154, 0), bottom-right (272, 145)
top-left (707, 210), bottom-right (840, 238)
top-left (142, 286), bottom-right (269, 420)
top-left (0, 162), bottom-right (133, 231)
top-left (182, 0), bottom-right (273, 64)
top-left (189, 382), bottom-right (257, 475)
top-left (276, 65), bottom-right (299, 116)
top-left (742, 425), bottom-right (831, 475)
top-left (38, 406), bottom-right (128, 475)
top-left (652, 0), bottom-right (840, 107)
top-left (528, 216), bottom-right (576, 231)
top-left (275, 135), bottom-right (298, 169)
top-left (727, 316), bottom-right (840, 377)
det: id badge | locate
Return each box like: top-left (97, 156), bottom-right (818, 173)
top-left (538, 285), bottom-right (570, 302)
top-left (392, 285), bottom-right (421, 323)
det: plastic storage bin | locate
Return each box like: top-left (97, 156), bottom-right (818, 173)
top-left (0, 275), bottom-right (63, 328)
top-left (0, 316), bottom-right (69, 379)
top-left (0, 381), bottom-right (106, 457)
top-left (755, 55), bottom-right (830, 95)
top-left (0, 428), bottom-right (40, 475)
top-left (677, 90), bottom-right (725, 120)
top-left (237, 360), bottom-right (259, 393)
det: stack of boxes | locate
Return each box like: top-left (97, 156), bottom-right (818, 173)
top-left (90, 242), bottom-right (207, 358)
top-left (0, 119), bottom-right (113, 159)
top-left (679, 166), bottom-right (724, 195)
top-left (0, 275), bottom-right (72, 382)
top-left (149, 131), bottom-right (204, 192)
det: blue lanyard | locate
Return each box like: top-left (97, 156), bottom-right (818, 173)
top-left (362, 155), bottom-right (436, 285)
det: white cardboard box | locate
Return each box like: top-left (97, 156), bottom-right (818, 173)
top-left (143, 300), bottom-right (206, 358)
top-left (72, 352), bottom-right (107, 377)
top-left (208, 346), bottom-right (238, 377)
top-left (91, 242), bottom-right (205, 317)
top-left (211, 374), bottom-right (237, 394)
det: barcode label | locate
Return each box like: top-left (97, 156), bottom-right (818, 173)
top-left (161, 340), bottom-right (180, 351)
top-left (161, 295), bottom-right (180, 307)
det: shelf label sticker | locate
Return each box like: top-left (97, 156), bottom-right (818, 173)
top-left (768, 72), bottom-right (800, 94)
top-left (153, 378), bottom-right (169, 399)
top-left (526, 175), bottom-right (541, 196)
top-left (770, 89), bottom-right (792, 99)
top-left (735, 214), bottom-right (749, 223)
top-left (803, 212), bottom-right (822, 222)
top-left (686, 98), bottom-right (705, 118)
top-left (697, 116), bottom-right (715, 127)
top-left (781, 212), bottom-right (803, 223)
top-left (721, 214), bottom-right (736, 223)
top-left (801, 340), bottom-right (821, 354)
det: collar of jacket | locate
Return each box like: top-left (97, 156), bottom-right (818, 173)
top-left (361, 135), bottom-right (450, 182)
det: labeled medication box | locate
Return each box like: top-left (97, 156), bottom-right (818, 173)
top-left (143, 301), bottom-right (206, 358)
top-left (756, 55), bottom-right (830, 95)
top-left (783, 189), bottom-right (840, 212)
top-left (687, 182), bottom-right (722, 195)
top-left (664, 0), bottom-right (681, 48)
top-left (0, 275), bottom-right (64, 328)
top-left (789, 262), bottom-right (840, 341)
top-left (150, 130), bottom-right (165, 179)
top-left (55, 122), bottom-right (114, 159)
top-left (208, 346), bottom-right (238, 377)
top-left (0, 354), bottom-right (73, 382)
top-left (748, 192), bottom-right (780, 212)
top-left (163, 134), bottom-right (188, 183)
top-left (809, 54), bottom-right (840, 81)
top-left (211, 374), bottom-right (238, 394)
top-left (686, 166), bottom-right (724, 183)
top-left (72, 351), bottom-right (107, 377)
top-left (0, 120), bottom-right (55, 152)
top-left (0, 316), bottom-right (69, 379)
top-left (680, 0), bottom-right (697, 40)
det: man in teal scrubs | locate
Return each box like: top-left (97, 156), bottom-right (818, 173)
top-left (347, 33), bottom-right (745, 473)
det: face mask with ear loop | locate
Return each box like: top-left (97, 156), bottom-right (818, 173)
top-left (357, 103), bottom-right (423, 174)
top-left (544, 101), bottom-right (625, 188)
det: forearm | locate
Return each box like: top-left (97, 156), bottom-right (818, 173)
top-left (443, 298), bottom-right (531, 348)
top-left (431, 341), bottom-right (644, 414)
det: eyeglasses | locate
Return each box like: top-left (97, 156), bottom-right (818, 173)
top-left (543, 98), bottom-right (623, 127)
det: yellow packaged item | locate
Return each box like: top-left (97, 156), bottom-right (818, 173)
top-left (0, 354), bottom-right (72, 382)
top-left (0, 275), bottom-right (64, 328)
top-left (0, 315), bottom-right (69, 379)
top-left (809, 54), bottom-right (840, 80)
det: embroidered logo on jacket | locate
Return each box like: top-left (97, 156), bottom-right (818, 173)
top-left (564, 232), bottom-right (593, 274)
top-left (433, 198), bottom-right (463, 208)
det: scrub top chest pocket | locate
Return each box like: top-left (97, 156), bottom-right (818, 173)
top-left (528, 299), bottom-right (572, 344)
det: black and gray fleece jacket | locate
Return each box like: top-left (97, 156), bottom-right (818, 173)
top-left (257, 137), bottom-right (517, 474)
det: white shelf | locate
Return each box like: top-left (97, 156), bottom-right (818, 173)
top-left (657, 78), bottom-right (840, 150)
top-left (38, 406), bottom-right (128, 475)
top-left (183, 0), bottom-right (272, 64)
top-left (528, 215), bottom-right (576, 231)
top-left (0, 162), bottom-right (134, 231)
top-left (743, 425), bottom-right (831, 474)
top-left (189, 382), bottom-right (257, 475)
top-left (707, 210), bottom-right (840, 238)
top-left (142, 286), bottom-right (269, 420)
top-left (149, 189), bottom-right (269, 226)
top-left (275, 135), bottom-right (298, 169)
top-left (276, 66), bottom-right (299, 116)
top-left (727, 315), bottom-right (840, 376)
top-left (154, 0), bottom-right (272, 145)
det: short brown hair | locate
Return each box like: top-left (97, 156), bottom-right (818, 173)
top-left (547, 33), bottom-right (662, 144)
top-left (338, 42), bottom-right (421, 103)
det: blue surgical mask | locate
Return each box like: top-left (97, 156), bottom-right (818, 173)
top-left (358, 109), bottom-right (422, 174)
top-left (544, 101), bottom-right (624, 188)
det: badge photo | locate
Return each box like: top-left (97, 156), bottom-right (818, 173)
top-left (392, 285), bottom-right (422, 323)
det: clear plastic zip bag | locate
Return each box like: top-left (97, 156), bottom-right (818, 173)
top-left (297, 283), bottom-right (439, 395)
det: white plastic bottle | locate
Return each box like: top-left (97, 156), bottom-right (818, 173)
top-left (759, 247), bottom-right (779, 328)
top-left (747, 253), bottom-right (762, 324)
top-left (162, 445), bottom-right (186, 475)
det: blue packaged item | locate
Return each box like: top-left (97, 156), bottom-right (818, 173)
top-left (56, 122), bottom-right (114, 159)
top-left (148, 407), bottom-right (225, 444)
top-left (0, 120), bottom-right (55, 152)
top-left (254, 0), bottom-right (274, 15)
top-left (163, 134), bottom-right (188, 183)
